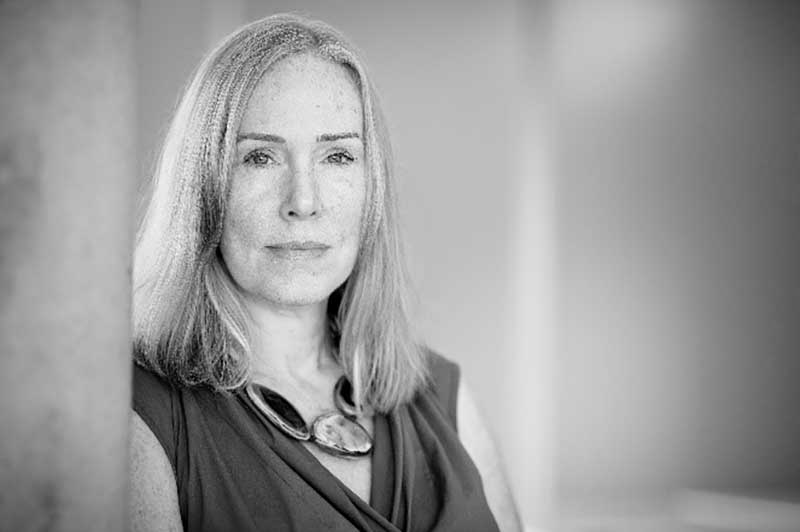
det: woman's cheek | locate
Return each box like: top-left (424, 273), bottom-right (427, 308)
top-left (323, 178), bottom-right (364, 226)
top-left (229, 187), bottom-right (276, 242)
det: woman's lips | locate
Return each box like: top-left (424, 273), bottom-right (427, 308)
top-left (265, 241), bottom-right (330, 259)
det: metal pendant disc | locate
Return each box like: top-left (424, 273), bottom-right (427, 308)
top-left (311, 412), bottom-right (373, 457)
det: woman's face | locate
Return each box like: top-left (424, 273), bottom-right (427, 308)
top-left (220, 53), bottom-right (366, 308)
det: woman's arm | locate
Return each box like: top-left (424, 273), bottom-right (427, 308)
top-left (458, 381), bottom-right (523, 532)
top-left (129, 411), bottom-right (183, 531)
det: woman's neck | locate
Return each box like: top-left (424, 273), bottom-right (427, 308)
top-left (243, 297), bottom-right (339, 384)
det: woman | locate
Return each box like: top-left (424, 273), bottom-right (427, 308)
top-left (130, 13), bottom-right (521, 532)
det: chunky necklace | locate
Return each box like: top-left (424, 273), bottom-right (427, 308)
top-left (244, 376), bottom-right (373, 458)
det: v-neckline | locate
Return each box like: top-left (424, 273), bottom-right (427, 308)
top-left (301, 410), bottom-right (401, 525)
top-left (236, 390), bottom-right (405, 531)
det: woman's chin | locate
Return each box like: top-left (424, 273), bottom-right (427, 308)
top-left (242, 281), bottom-right (340, 310)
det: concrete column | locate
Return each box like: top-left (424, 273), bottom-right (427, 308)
top-left (0, 1), bottom-right (136, 530)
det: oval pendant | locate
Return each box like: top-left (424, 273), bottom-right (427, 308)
top-left (311, 411), bottom-right (373, 457)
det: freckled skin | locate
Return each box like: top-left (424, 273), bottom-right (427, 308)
top-left (220, 53), bottom-right (365, 308)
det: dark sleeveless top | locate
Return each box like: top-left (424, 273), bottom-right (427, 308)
top-left (132, 351), bottom-right (500, 532)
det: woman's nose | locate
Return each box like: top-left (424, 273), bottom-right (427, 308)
top-left (280, 161), bottom-right (319, 221)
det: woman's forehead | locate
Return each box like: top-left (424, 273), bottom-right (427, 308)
top-left (239, 53), bottom-right (363, 136)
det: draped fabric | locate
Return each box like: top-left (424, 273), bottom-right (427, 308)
top-left (133, 351), bottom-right (499, 532)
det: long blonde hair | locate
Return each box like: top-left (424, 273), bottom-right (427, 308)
top-left (133, 14), bottom-right (428, 412)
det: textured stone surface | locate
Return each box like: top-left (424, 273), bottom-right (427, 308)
top-left (0, 1), bottom-right (136, 529)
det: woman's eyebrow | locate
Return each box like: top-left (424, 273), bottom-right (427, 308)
top-left (317, 132), bottom-right (360, 142)
top-left (237, 133), bottom-right (285, 143)
top-left (236, 132), bottom-right (361, 143)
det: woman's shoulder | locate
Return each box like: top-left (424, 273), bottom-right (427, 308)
top-left (425, 347), bottom-right (460, 390)
top-left (130, 364), bottom-right (185, 529)
top-left (131, 363), bottom-right (184, 465)
top-left (132, 362), bottom-right (180, 415)
top-left (133, 361), bottom-right (175, 393)
top-left (420, 347), bottom-right (462, 430)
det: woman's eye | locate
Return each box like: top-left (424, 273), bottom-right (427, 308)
top-left (243, 150), bottom-right (277, 166)
top-left (324, 151), bottom-right (355, 165)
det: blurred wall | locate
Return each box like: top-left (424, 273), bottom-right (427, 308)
top-left (555, 0), bottom-right (800, 516)
top-left (0, 0), bottom-right (136, 529)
